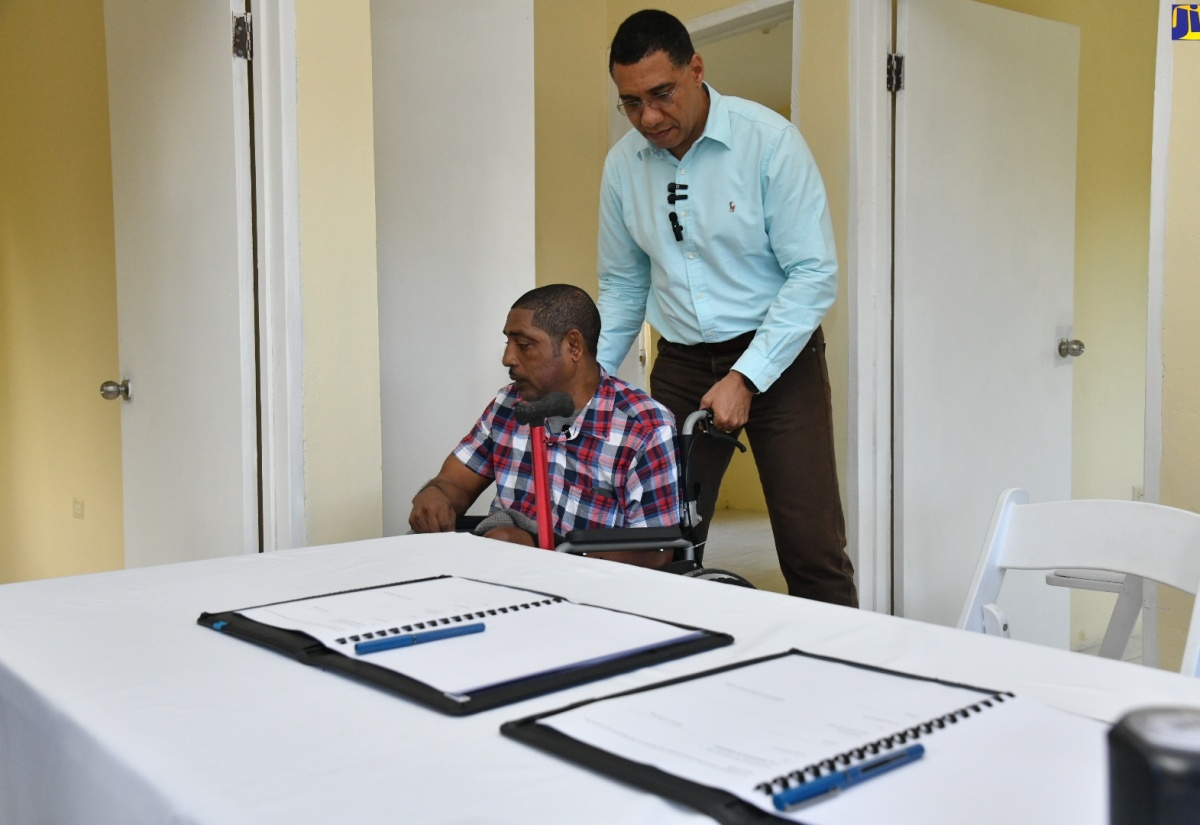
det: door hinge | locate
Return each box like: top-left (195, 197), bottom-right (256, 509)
top-left (233, 13), bottom-right (253, 61)
top-left (887, 53), bottom-right (904, 93)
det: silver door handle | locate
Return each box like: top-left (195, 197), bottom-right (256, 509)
top-left (100, 379), bottom-right (132, 401)
top-left (1057, 339), bottom-right (1085, 358)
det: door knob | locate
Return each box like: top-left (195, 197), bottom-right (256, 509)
top-left (1057, 338), bottom-right (1085, 358)
top-left (100, 379), bottom-right (132, 401)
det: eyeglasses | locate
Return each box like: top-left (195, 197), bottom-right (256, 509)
top-left (616, 78), bottom-right (683, 117)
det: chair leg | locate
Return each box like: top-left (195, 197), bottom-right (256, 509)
top-left (1142, 581), bottom-right (1159, 669)
top-left (1098, 575), bottom-right (1143, 660)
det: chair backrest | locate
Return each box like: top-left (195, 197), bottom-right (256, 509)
top-left (958, 488), bottom-right (1200, 676)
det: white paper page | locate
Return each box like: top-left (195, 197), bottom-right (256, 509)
top-left (795, 693), bottom-right (1107, 825)
top-left (541, 654), bottom-right (1106, 823)
top-left (238, 577), bottom-right (703, 696)
top-left (239, 577), bottom-right (551, 647)
top-left (362, 602), bottom-right (703, 696)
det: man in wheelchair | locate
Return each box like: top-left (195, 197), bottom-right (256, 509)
top-left (408, 284), bottom-right (680, 569)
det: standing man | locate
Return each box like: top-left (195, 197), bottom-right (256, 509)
top-left (596, 9), bottom-right (857, 606)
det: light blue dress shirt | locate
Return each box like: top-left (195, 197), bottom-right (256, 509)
top-left (596, 84), bottom-right (838, 392)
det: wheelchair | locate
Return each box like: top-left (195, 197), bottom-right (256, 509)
top-left (532, 407), bottom-right (757, 589)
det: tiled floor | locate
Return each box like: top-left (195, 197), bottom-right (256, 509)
top-left (699, 509), bottom-right (787, 594)
top-left (1078, 635), bottom-right (1143, 663)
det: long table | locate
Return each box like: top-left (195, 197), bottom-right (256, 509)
top-left (3, 533), bottom-right (1200, 824)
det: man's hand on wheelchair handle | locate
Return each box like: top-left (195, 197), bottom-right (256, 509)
top-left (700, 371), bottom-right (753, 432)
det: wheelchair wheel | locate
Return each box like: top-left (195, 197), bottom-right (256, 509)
top-left (680, 566), bottom-right (757, 589)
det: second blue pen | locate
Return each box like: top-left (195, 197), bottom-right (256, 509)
top-left (772, 743), bottom-right (925, 811)
top-left (354, 622), bottom-right (486, 655)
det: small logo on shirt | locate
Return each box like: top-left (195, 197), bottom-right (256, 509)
top-left (729, 201), bottom-right (736, 213)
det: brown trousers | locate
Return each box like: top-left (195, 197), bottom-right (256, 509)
top-left (650, 327), bottom-right (858, 606)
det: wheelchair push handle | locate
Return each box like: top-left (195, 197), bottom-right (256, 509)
top-left (682, 409), bottom-right (747, 453)
top-left (678, 409), bottom-right (745, 546)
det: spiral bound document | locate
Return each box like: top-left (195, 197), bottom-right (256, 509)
top-left (198, 575), bottom-right (732, 715)
top-left (502, 649), bottom-right (1107, 824)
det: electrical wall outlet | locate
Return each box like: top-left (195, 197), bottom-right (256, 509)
top-left (73, 498), bottom-right (85, 519)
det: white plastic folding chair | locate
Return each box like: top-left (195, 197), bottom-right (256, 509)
top-left (957, 488), bottom-right (1200, 676)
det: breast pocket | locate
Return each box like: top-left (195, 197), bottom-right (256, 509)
top-left (560, 482), bottom-right (622, 530)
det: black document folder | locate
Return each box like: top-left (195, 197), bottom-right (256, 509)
top-left (502, 649), bottom-right (1107, 824)
top-left (197, 574), bottom-right (732, 715)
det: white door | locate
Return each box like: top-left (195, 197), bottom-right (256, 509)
top-left (105, 0), bottom-right (259, 566)
top-left (894, 0), bottom-right (1080, 647)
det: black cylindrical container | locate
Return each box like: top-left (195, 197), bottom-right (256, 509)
top-left (1109, 707), bottom-right (1200, 825)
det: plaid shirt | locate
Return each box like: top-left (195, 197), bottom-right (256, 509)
top-left (454, 371), bottom-right (680, 538)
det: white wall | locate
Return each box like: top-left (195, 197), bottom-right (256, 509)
top-left (372, 0), bottom-right (535, 534)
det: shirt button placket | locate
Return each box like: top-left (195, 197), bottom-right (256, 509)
top-left (676, 168), bottom-right (708, 343)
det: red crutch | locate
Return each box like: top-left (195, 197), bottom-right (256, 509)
top-left (513, 392), bottom-right (575, 550)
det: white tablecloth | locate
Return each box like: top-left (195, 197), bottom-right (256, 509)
top-left (3, 533), bottom-right (1200, 824)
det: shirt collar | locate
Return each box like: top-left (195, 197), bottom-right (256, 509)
top-left (635, 83), bottom-right (732, 161)
top-left (552, 368), bottom-right (616, 442)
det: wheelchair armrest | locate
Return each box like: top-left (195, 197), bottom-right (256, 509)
top-left (556, 526), bottom-right (693, 560)
top-left (454, 515), bottom-right (486, 533)
top-left (562, 526), bottom-right (683, 545)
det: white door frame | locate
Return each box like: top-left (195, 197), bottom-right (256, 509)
top-left (1143, 0), bottom-right (1175, 507)
top-left (847, 0), bottom-right (894, 614)
top-left (1136, 0), bottom-right (1176, 663)
top-left (846, 0), bottom-right (1172, 616)
top-left (250, 0), bottom-right (306, 552)
top-left (688, 0), bottom-right (797, 56)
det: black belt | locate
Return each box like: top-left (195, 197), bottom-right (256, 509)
top-left (667, 330), bottom-right (756, 355)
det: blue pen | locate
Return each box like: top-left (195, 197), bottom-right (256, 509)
top-left (354, 622), bottom-right (486, 655)
top-left (772, 744), bottom-right (925, 812)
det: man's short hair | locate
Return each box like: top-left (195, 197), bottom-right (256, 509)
top-left (512, 284), bottom-right (601, 357)
top-left (609, 9), bottom-right (695, 72)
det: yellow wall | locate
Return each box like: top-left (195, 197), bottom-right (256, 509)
top-left (0, 1), bottom-right (387, 579)
top-left (796, 0), bottom-right (851, 517)
top-left (295, 0), bottom-right (384, 545)
top-left (535, 0), bottom-right (610, 289)
top-left (1157, 39), bottom-right (1200, 672)
top-left (0, 0), bottom-right (1166, 592)
top-left (0, 0), bottom-right (125, 583)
